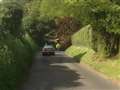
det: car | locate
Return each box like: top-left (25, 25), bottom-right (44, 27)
top-left (42, 45), bottom-right (55, 56)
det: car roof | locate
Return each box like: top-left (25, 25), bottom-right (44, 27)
top-left (43, 45), bottom-right (54, 48)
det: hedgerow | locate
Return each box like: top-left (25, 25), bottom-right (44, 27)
top-left (72, 25), bottom-right (92, 48)
top-left (0, 34), bottom-right (37, 90)
top-left (0, 1), bottom-right (37, 90)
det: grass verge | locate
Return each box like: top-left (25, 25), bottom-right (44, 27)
top-left (65, 46), bottom-right (120, 81)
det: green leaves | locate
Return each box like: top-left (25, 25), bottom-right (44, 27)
top-left (0, 1), bottom-right (37, 89)
top-left (0, 1), bottom-right (23, 38)
top-left (80, 0), bottom-right (120, 33)
top-left (0, 45), bottom-right (14, 65)
top-left (22, 0), bottom-right (120, 34)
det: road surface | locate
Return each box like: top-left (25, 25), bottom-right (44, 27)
top-left (21, 52), bottom-right (120, 90)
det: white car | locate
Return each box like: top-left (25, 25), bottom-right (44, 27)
top-left (42, 45), bottom-right (55, 56)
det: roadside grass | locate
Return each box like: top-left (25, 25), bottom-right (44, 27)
top-left (65, 46), bottom-right (120, 80)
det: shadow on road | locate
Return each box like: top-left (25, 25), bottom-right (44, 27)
top-left (42, 65), bottom-right (83, 89)
top-left (22, 54), bottom-right (85, 90)
top-left (73, 52), bottom-right (87, 62)
top-left (21, 52), bottom-right (120, 90)
top-left (42, 54), bottom-right (86, 64)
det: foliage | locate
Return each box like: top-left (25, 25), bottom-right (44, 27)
top-left (72, 24), bottom-right (120, 57)
top-left (70, 0), bottom-right (120, 34)
top-left (23, 0), bottom-right (56, 46)
top-left (56, 17), bottom-right (80, 37)
top-left (56, 16), bottom-right (80, 50)
top-left (40, 0), bottom-right (66, 18)
top-left (28, 0), bottom-right (120, 56)
top-left (110, 0), bottom-right (120, 5)
top-left (0, 1), bottom-right (37, 90)
top-left (24, 0), bottom-right (120, 34)
top-left (0, 0), bottom-right (120, 89)
top-left (0, 35), bottom-right (37, 90)
top-left (63, 0), bottom-right (120, 57)
top-left (0, 1), bottom-right (23, 38)
top-left (72, 25), bottom-right (92, 48)
top-left (65, 46), bottom-right (95, 61)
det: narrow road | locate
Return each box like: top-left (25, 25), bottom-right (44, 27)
top-left (21, 52), bottom-right (120, 90)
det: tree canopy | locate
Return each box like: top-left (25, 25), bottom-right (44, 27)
top-left (0, 1), bottom-right (23, 38)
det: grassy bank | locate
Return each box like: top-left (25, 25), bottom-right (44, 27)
top-left (66, 46), bottom-right (120, 81)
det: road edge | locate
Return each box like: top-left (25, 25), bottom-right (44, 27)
top-left (79, 62), bottom-right (120, 87)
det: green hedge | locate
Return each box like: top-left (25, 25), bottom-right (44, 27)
top-left (72, 25), bottom-right (93, 48)
top-left (0, 33), bottom-right (37, 90)
top-left (71, 25), bottom-right (120, 57)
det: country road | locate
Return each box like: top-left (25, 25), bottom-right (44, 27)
top-left (21, 52), bottom-right (120, 90)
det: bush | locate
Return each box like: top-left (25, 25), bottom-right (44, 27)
top-left (72, 25), bottom-right (93, 48)
top-left (72, 24), bottom-right (120, 57)
top-left (0, 33), bottom-right (37, 90)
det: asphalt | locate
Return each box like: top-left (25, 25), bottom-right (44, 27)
top-left (21, 52), bottom-right (120, 90)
